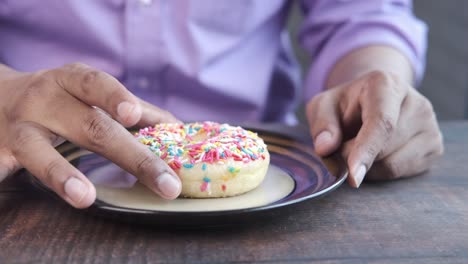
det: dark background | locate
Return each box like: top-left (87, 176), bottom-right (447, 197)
top-left (289, 0), bottom-right (468, 120)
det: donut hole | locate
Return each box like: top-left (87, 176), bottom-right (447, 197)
top-left (190, 133), bottom-right (211, 142)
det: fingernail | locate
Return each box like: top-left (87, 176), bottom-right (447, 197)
top-left (315, 131), bottom-right (333, 151)
top-left (64, 177), bottom-right (88, 204)
top-left (156, 172), bottom-right (181, 199)
top-left (117, 101), bottom-right (139, 124)
top-left (352, 164), bottom-right (367, 188)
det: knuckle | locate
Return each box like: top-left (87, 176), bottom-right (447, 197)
top-left (365, 70), bottom-right (406, 95)
top-left (306, 93), bottom-right (331, 121)
top-left (9, 71), bottom-right (57, 122)
top-left (134, 153), bottom-right (158, 177)
top-left (10, 125), bottom-right (36, 154)
top-left (80, 69), bottom-right (108, 96)
top-left (82, 111), bottom-right (116, 148)
top-left (375, 113), bottom-right (396, 136)
top-left (309, 92), bottom-right (329, 107)
top-left (23, 72), bottom-right (53, 99)
top-left (418, 97), bottom-right (435, 118)
top-left (42, 159), bottom-right (63, 185)
top-left (82, 69), bottom-right (103, 85)
top-left (366, 70), bottom-right (393, 86)
top-left (420, 96), bottom-right (434, 111)
top-left (364, 143), bottom-right (380, 161)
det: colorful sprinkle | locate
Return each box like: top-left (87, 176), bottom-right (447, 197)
top-left (222, 184), bottom-right (226, 191)
top-left (134, 122), bottom-right (267, 174)
top-left (183, 163), bottom-right (194, 169)
top-left (200, 181), bottom-right (209, 192)
top-left (228, 166), bottom-right (240, 173)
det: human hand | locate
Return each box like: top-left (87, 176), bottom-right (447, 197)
top-left (306, 70), bottom-right (444, 187)
top-left (0, 63), bottom-right (181, 208)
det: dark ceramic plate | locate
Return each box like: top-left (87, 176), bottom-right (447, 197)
top-left (28, 127), bottom-right (348, 227)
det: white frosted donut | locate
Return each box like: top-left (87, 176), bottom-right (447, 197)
top-left (135, 122), bottom-right (270, 198)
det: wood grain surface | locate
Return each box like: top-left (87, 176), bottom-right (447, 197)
top-left (1, 122), bottom-right (467, 263)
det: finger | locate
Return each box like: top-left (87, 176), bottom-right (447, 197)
top-left (373, 95), bottom-right (416, 159)
top-left (340, 139), bottom-right (354, 163)
top-left (9, 123), bottom-right (96, 208)
top-left (347, 72), bottom-right (408, 188)
top-left (55, 63), bottom-right (143, 127)
top-left (366, 130), bottom-right (444, 181)
top-left (137, 98), bottom-right (182, 127)
top-left (306, 92), bottom-right (343, 156)
top-left (377, 90), bottom-right (437, 159)
top-left (38, 97), bottom-right (182, 200)
top-left (342, 131), bottom-right (444, 182)
top-left (340, 139), bottom-right (360, 187)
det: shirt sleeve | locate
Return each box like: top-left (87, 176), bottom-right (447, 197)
top-left (299, 0), bottom-right (428, 101)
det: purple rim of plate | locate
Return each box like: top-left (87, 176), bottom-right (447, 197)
top-left (28, 128), bottom-right (348, 217)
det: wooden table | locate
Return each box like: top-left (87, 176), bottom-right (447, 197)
top-left (1, 121), bottom-right (467, 263)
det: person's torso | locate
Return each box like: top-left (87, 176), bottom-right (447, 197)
top-left (0, 0), bottom-right (300, 123)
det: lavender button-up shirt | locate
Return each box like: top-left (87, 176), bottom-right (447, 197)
top-left (0, 0), bottom-right (426, 124)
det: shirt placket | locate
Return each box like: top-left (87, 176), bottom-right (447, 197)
top-left (125, 0), bottom-right (167, 100)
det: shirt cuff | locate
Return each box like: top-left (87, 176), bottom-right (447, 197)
top-left (304, 23), bottom-right (428, 101)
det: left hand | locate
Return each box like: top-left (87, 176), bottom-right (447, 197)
top-left (306, 70), bottom-right (444, 187)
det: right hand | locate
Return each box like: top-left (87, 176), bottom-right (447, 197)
top-left (0, 63), bottom-right (182, 208)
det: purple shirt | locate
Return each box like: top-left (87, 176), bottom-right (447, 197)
top-left (0, 0), bottom-right (426, 124)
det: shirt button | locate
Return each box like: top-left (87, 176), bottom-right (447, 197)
top-left (138, 77), bottom-right (150, 90)
top-left (139, 0), bottom-right (153, 6)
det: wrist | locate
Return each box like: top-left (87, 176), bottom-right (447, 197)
top-left (326, 45), bottom-right (414, 89)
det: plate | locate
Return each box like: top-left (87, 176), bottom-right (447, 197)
top-left (28, 127), bottom-right (348, 227)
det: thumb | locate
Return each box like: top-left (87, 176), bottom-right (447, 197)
top-left (306, 93), bottom-right (342, 156)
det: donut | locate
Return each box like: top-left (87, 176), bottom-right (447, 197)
top-left (134, 122), bottom-right (270, 198)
